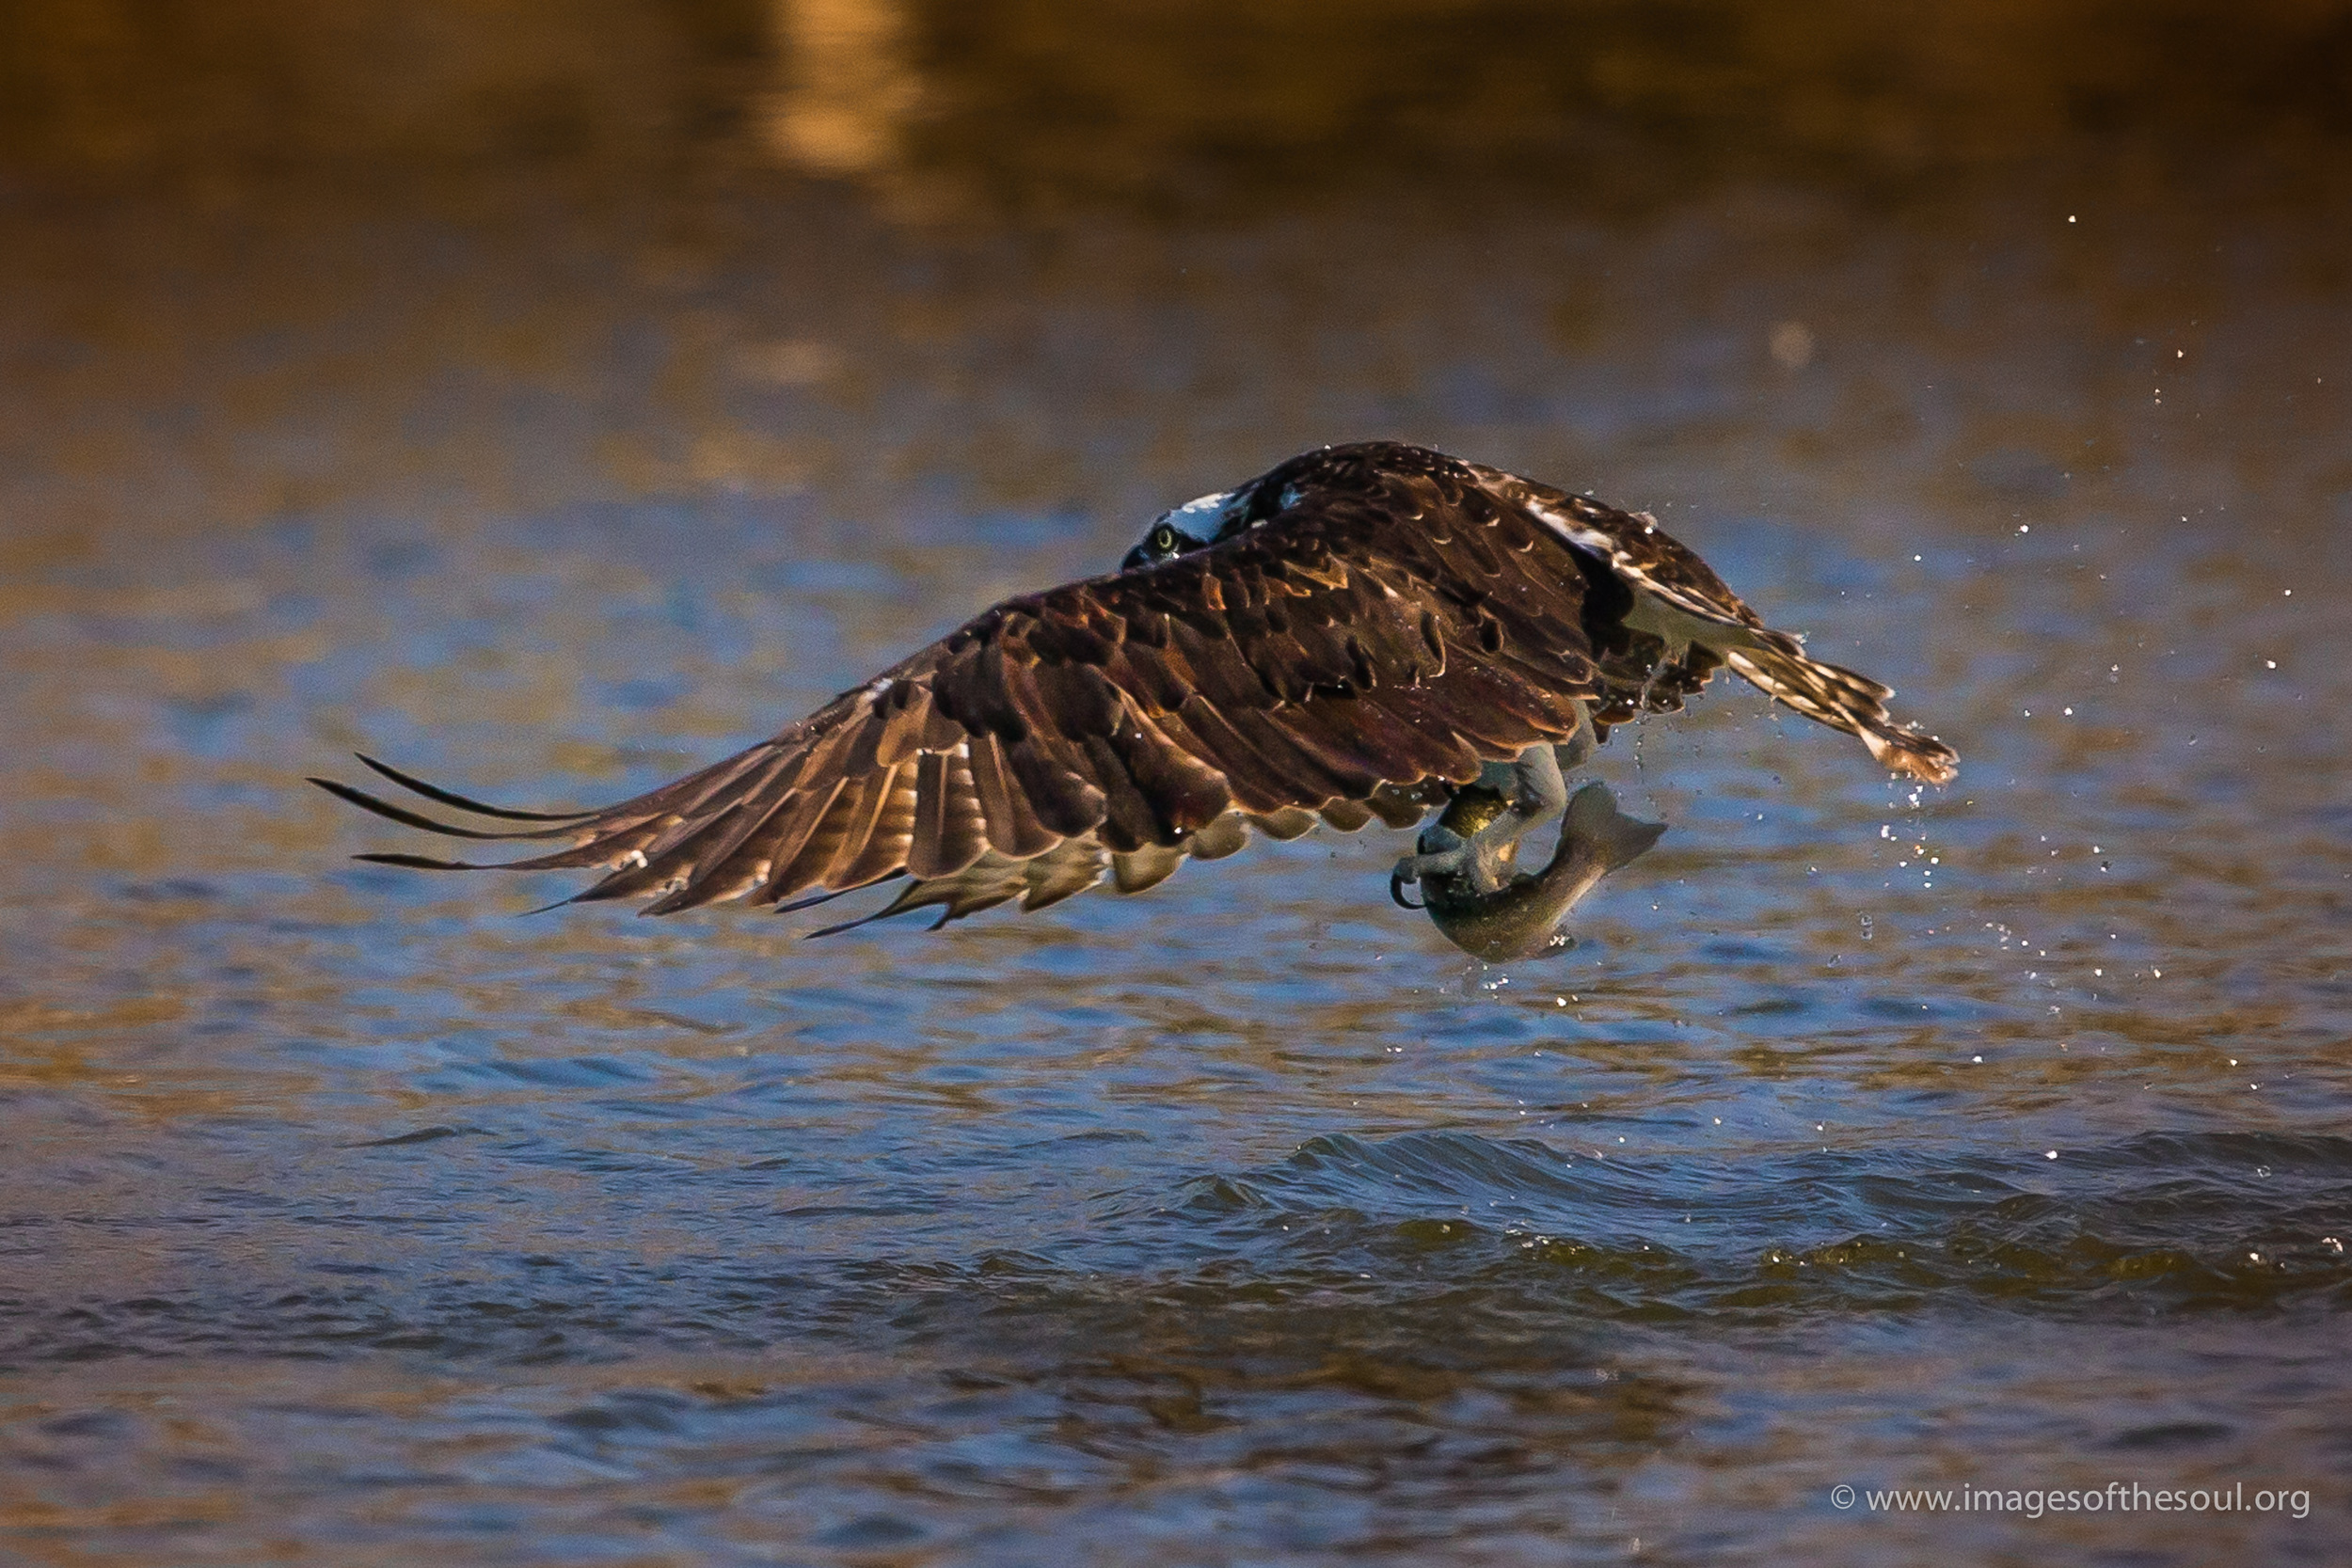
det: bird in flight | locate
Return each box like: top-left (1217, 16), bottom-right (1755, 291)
top-left (315, 442), bottom-right (1956, 935)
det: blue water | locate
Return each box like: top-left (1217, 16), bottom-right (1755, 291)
top-left (5, 11), bottom-right (2351, 1560)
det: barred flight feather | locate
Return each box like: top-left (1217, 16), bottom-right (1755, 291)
top-left (316, 441), bottom-right (1956, 935)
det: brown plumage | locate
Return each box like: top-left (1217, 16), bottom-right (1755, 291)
top-left (314, 442), bottom-right (1956, 932)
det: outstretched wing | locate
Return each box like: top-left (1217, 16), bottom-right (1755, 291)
top-left (822, 784), bottom-right (1440, 935)
top-left (315, 468), bottom-right (1605, 925)
top-left (1469, 462), bottom-right (1959, 784)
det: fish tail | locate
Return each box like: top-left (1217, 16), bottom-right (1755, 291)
top-left (1564, 783), bottom-right (1666, 873)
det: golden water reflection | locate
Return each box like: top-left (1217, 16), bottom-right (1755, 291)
top-left (3, 1), bottom-right (2348, 201)
top-left (760, 0), bottom-right (921, 176)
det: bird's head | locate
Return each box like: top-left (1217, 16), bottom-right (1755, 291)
top-left (1118, 450), bottom-right (1359, 572)
top-left (1119, 445), bottom-right (1438, 572)
top-left (1120, 485), bottom-right (1252, 571)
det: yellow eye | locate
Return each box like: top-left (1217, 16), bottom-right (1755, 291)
top-left (1152, 524), bottom-right (1178, 551)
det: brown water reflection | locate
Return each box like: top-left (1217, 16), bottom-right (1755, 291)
top-left (4, 4), bottom-right (2351, 1564)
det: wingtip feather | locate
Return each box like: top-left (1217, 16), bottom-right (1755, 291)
top-left (353, 752), bottom-right (590, 822)
top-left (311, 775), bottom-right (530, 840)
top-left (353, 850), bottom-right (494, 870)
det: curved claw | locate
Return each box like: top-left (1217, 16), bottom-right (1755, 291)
top-left (1390, 865), bottom-right (1424, 910)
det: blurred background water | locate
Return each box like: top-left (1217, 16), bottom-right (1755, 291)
top-left (3, 3), bottom-right (2350, 1562)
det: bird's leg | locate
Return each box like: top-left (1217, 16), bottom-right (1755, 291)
top-left (1391, 744), bottom-right (1572, 903)
top-left (1551, 700), bottom-right (1597, 774)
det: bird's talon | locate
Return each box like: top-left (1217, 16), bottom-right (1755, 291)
top-left (1390, 866), bottom-right (1423, 910)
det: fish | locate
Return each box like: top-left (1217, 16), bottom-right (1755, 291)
top-left (1411, 781), bottom-right (1665, 962)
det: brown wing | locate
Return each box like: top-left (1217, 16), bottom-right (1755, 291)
top-left (1466, 460), bottom-right (1766, 629)
top-left (314, 464), bottom-right (1607, 925)
top-left (1468, 459), bottom-right (1959, 784)
top-left (819, 784), bottom-right (1441, 935)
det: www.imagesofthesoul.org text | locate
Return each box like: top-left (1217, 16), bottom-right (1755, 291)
top-left (1831, 1481), bottom-right (2312, 1520)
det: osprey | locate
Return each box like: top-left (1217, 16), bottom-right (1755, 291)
top-left (315, 442), bottom-right (1956, 934)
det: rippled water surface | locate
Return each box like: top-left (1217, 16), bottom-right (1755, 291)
top-left (5, 5), bottom-right (2351, 1562)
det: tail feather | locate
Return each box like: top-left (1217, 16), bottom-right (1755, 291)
top-left (1724, 631), bottom-right (1957, 784)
